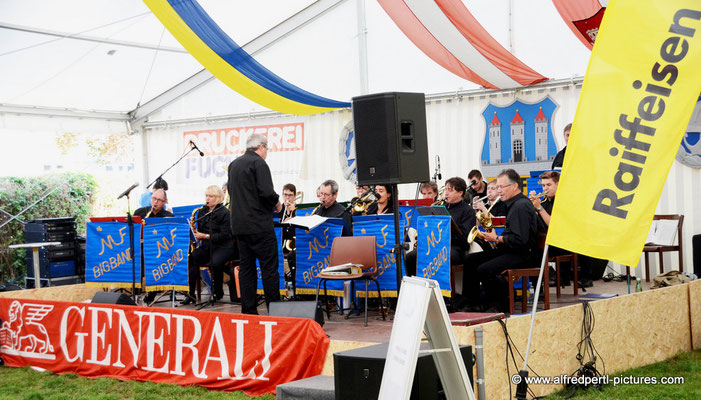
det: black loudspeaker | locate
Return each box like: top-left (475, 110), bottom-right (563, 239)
top-left (269, 301), bottom-right (324, 327)
top-left (352, 92), bottom-right (430, 185)
top-left (693, 234), bottom-right (701, 277)
top-left (91, 292), bottom-right (136, 306)
top-left (334, 342), bottom-right (474, 400)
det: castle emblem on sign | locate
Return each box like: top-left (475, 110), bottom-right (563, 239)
top-left (0, 301), bottom-right (56, 360)
top-left (675, 95), bottom-right (701, 169)
top-left (480, 97), bottom-right (558, 177)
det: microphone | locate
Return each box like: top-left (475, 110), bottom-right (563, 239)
top-left (470, 179), bottom-right (477, 186)
top-left (435, 155), bottom-right (442, 180)
top-left (189, 140), bottom-right (204, 157)
top-left (117, 182), bottom-right (139, 200)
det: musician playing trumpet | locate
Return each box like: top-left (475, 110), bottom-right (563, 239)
top-left (529, 171), bottom-right (559, 227)
top-left (182, 185), bottom-right (236, 305)
top-left (472, 179), bottom-right (507, 217)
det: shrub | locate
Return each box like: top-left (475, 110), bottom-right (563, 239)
top-left (0, 173), bottom-right (97, 284)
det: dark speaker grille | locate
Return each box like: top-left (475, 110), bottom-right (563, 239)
top-left (353, 95), bottom-right (399, 183)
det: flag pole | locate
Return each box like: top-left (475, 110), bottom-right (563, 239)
top-left (514, 243), bottom-right (549, 399)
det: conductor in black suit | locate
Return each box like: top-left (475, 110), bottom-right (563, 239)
top-left (228, 133), bottom-right (282, 314)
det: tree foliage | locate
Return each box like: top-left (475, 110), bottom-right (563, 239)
top-left (0, 173), bottom-right (97, 284)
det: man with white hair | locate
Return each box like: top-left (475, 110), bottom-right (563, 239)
top-left (228, 133), bottom-right (283, 314)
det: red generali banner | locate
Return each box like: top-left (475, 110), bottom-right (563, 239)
top-left (0, 298), bottom-right (328, 396)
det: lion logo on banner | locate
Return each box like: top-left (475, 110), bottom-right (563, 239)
top-left (0, 301), bottom-right (55, 356)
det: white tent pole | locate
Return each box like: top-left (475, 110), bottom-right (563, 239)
top-left (356, 0), bottom-right (369, 95)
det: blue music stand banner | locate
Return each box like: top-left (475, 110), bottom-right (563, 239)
top-left (398, 205), bottom-right (421, 231)
top-left (353, 218), bottom-right (405, 298)
top-left (256, 225), bottom-right (285, 295)
top-left (85, 222), bottom-right (142, 289)
top-left (295, 220), bottom-right (344, 296)
top-left (143, 222), bottom-right (189, 292)
top-left (416, 215), bottom-right (452, 296)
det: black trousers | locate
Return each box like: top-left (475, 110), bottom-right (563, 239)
top-left (462, 248), bottom-right (535, 309)
top-left (237, 231), bottom-right (281, 314)
top-left (188, 244), bottom-right (236, 299)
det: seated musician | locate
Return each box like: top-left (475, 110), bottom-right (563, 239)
top-left (467, 169), bottom-right (488, 203)
top-left (275, 183), bottom-right (298, 283)
top-left (420, 181), bottom-right (439, 202)
top-left (313, 179), bottom-right (352, 236)
top-left (352, 185), bottom-right (372, 216)
top-left (181, 185), bottom-right (236, 305)
top-left (134, 188), bottom-right (174, 218)
top-left (366, 184), bottom-right (393, 215)
top-left (529, 171), bottom-right (559, 228)
top-left (405, 177), bottom-right (475, 276)
top-left (461, 169), bottom-right (539, 312)
top-left (530, 171), bottom-right (594, 288)
top-left (473, 179), bottom-right (507, 217)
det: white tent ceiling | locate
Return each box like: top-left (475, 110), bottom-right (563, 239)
top-left (0, 0), bottom-right (592, 118)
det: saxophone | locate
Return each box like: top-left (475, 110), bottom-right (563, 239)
top-left (189, 207), bottom-right (200, 252)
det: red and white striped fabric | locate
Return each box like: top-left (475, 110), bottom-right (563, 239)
top-left (552, 0), bottom-right (604, 50)
top-left (378, 0), bottom-right (547, 89)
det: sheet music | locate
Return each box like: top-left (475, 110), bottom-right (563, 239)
top-left (645, 219), bottom-right (678, 246)
top-left (282, 214), bottom-right (327, 230)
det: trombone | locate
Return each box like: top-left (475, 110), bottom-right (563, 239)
top-left (351, 190), bottom-right (377, 215)
top-left (432, 185), bottom-right (446, 206)
top-left (282, 191), bottom-right (304, 252)
top-left (282, 191), bottom-right (304, 221)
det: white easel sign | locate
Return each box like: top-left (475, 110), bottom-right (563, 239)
top-left (378, 276), bottom-right (475, 400)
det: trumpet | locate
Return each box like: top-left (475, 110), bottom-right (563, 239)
top-left (351, 190), bottom-right (377, 215)
top-left (529, 192), bottom-right (548, 202)
top-left (432, 185), bottom-right (446, 206)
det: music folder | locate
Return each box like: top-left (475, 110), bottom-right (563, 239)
top-left (280, 215), bottom-right (328, 231)
top-left (416, 206), bottom-right (463, 237)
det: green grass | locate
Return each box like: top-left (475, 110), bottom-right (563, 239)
top-left (543, 349), bottom-right (701, 399)
top-left (0, 366), bottom-right (275, 400)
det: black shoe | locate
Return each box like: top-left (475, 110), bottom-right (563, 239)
top-left (579, 280), bottom-right (593, 288)
top-left (180, 297), bottom-right (194, 306)
top-left (144, 292), bottom-right (156, 303)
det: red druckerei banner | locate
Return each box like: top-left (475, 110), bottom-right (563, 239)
top-left (0, 297), bottom-right (329, 396)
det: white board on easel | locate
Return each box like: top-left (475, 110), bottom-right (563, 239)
top-left (378, 276), bottom-right (476, 400)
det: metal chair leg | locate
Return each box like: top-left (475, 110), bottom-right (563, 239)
top-left (373, 279), bottom-right (386, 321)
top-left (364, 279), bottom-right (369, 327)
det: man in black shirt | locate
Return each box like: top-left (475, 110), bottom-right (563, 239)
top-left (134, 189), bottom-right (174, 218)
top-left (313, 179), bottom-right (352, 236)
top-left (228, 133), bottom-right (282, 314)
top-left (551, 123), bottom-right (571, 169)
top-left (462, 169), bottom-right (539, 312)
top-left (405, 177), bottom-right (475, 276)
top-left (466, 170), bottom-right (488, 204)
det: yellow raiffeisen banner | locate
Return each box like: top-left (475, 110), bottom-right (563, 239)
top-left (548, 0), bottom-right (701, 267)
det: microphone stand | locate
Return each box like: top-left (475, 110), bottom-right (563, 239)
top-left (146, 146), bottom-right (200, 189)
top-left (116, 184), bottom-right (138, 304)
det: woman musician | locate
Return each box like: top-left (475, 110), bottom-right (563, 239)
top-left (366, 184), bottom-right (393, 215)
top-left (182, 185), bottom-right (236, 305)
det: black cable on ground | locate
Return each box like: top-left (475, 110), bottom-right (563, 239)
top-left (498, 319), bottom-right (547, 399)
top-left (564, 301), bottom-right (605, 398)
